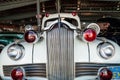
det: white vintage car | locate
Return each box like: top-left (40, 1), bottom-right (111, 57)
top-left (0, 13), bottom-right (120, 80)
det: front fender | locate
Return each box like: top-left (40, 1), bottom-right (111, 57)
top-left (0, 42), bottom-right (34, 78)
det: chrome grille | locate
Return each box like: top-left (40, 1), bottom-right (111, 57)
top-left (47, 23), bottom-right (74, 80)
top-left (75, 63), bottom-right (120, 77)
top-left (3, 63), bottom-right (46, 77)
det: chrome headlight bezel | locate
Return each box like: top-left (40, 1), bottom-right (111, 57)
top-left (97, 42), bottom-right (115, 59)
top-left (7, 44), bottom-right (25, 60)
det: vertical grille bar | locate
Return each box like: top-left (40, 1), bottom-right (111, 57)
top-left (47, 24), bottom-right (74, 80)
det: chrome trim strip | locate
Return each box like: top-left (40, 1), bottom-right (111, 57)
top-left (3, 63), bottom-right (46, 78)
top-left (75, 62), bottom-right (120, 77)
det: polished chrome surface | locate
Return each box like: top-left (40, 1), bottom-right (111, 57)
top-left (3, 63), bottom-right (46, 77)
top-left (75, 63), bottom-right (120, 77)
top-left (47, 23), bottom-right (74, 80)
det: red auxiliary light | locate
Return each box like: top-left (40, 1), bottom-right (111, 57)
top-left (83, 28), bottom-right (97, 42)
top-left (24, 30), bottom-right (38, 43)
top-left (11, 67), bottom-right (24, 80)
top-left (45, 12), bottom-right (49, 17)
top-left (98, 68), bottom-right (113, 80)
top-left (72, 11), bottom-right (77, 16)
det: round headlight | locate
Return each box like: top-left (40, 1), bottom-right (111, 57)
top-left (82, 28), bottom-right (97, 42)
top-left (97, 42), bottom-right (115, 59)
top-left (11, 67), bottom-right (25, 80)
top-left (7, 44), bottom-right (24, 60)
top-left (24, 30), bottom-right (39, 43)
top-left (98, 67), bottom-right (113, 80)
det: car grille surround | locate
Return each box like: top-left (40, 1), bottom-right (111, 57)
top-left (46, 23), bottom-right (74, 80)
